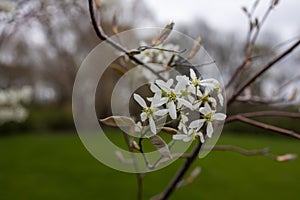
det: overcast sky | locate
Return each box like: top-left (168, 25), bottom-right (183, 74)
top-left (144, 0), bottom-right (300, 40)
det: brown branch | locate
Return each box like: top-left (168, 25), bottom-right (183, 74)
top-left (244, 0), bottom-right (260, 50)
top-left (235, 96), bottom-right (284, 104)
top-left (226, 111), bottom-right (300, 123)
top-left (210, 145), bottom-right (272, 157)
top-left (226, 1), bottom-right (278, 90)
top-left (249, 3), bottom-right (273, 50)
top-left (208, 145), bottom-right (297, 162)
top-left (157, 141), bottom-right (203, 200)
top-left (88, 0), bottom-right (167, 81)
top-left (121, 132), bottom-right (144, 200)
top-left (273, 74), bottom-right (300, 96)
top-left (225, 58), bottom-right (251, 89)
top-left (227, 39), bottom-right (300, 105)
top-left (230, 115), bottom-right (300, 139)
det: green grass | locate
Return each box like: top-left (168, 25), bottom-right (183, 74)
top-left (0, 132), bottom-right (299, 200)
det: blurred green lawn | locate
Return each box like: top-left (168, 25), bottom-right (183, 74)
top-left (0, 132), bottom-right (299, 200)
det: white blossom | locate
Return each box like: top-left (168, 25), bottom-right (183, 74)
top-left (198, 103), bottom-right (226, 138)
top-left (155, 79), bottom-right (193, 119)
top-left (134, 93), bottom-right (168, 134)
top-left (178, 113), bottom-right (189, 134)
top-left (134, 69), bottom-right (226, 143)
top-left (173, 128), bottom-right (205, 143)
top-left (0, 86), bottom-right (33, 124)
top-left (136, 42), bottom-right (180, 65)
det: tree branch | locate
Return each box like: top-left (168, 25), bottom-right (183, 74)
top-left (226, 111), bottom-right (300, 123)
top-left (227, 39), bottom-right (300, 105)
top-left (209, 145), bottom-right (297, 162)
top-left (157, 141), bottom-right (203, 200)
top-left (229, 115), bottom-right (300, 139)
top-left (210, 145), bottom-right (271, 157)
top-left (88, 0), bottom-right (167, 81)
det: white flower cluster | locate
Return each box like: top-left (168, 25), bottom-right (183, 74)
top-left (0, 86), bottom-right (33, 124)
top-left (136, 42), bottom-right (180, 64)
top-left (134, 42), bottom-right (180, 82)
top-left (134, 69), bottom-right (226, 143)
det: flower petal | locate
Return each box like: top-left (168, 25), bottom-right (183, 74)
top-left (188, 95), bottom-right (195, 103)
top-left (134, 93), bottom-right (147, 108)
top-left (206, 122), bottom-right (213, 138)
top-left (213, 113), bottom-right (227, 121)
top-left (218, 93), bottom-right (224, 107)
top-left (177, 98), bottom-right (193, 110)
top-left (166, 79), bottom-right (174, 87)
top-left (192, 102), bottom-right (201, 110)
top-left (168, 101), bottom-right (177, 119)
top-left (208, 97), bottom-right (217, 108)
top-left (150, 83), bottom-right (161, 93)
top-left (182, 125), bottom-right (188, 134)
top-left (183, 136), bottom-right (192, 142)
top-left (190, 69), bottom-right (197, 79)
top-left (151, 91), bottom-right (162, 106)
top-left (154, 109), bottom-right (169, 116)
top-left (152, 95), bottom-right (167, 108)
top-left (199, 103), bottom-right (211, 115)
top-left (197, 131), bottom-right (205, 143)
top-left (156, 80), bottom-right (171, 92)
top-left (181, 114), bottom-right (189, 123)
top-left (149, 117), bottom-right (156, 134)
top-left (176, 75), bottom-right (189, 85)
top-left (189, 119), bottom-right (205, 129)
top-left (173, 134), bottom-right (187, 141)
top-left (201, 78), bottom-right (219, 86)
top-left (141, 112), bottom-right (147, 122)
top-left (174, 80), bottom-right (186, 94)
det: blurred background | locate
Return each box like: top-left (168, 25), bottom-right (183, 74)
top-left (0, 0), bottom-right (300, 199)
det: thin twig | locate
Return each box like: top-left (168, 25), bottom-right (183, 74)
top-left (121, 132), bottom-right (144, 200)
top-left (230, 115), bottom-right (300, 139)
top-left (227, 39), bottom-right (300, 105)
top-left (226, 0), bottom-right (274, 89)
top-left (88, 0), bottom-right (167, 81)
top-left (210, 145), bottom-right (273, 157)
top-left (250, 36), bottom-right (300, 61)
top-left (226, 111), bottom-right (300, 123)
top-left (249, 3), bottom-right (273, 49)
top-left (208, 145), bottom-right (296, 162)
top-left (273, 74), bottom-right (300, 96)
top-left (235, 96), bottom-right (283, 104)
top-left (244, 0), bottom-right (260, 50)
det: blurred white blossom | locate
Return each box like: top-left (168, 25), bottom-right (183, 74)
top-left (0, 86), bottom-right (33, 124)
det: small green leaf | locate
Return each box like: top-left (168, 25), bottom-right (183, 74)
top-left (149, 135), bottom-right (172, 158)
